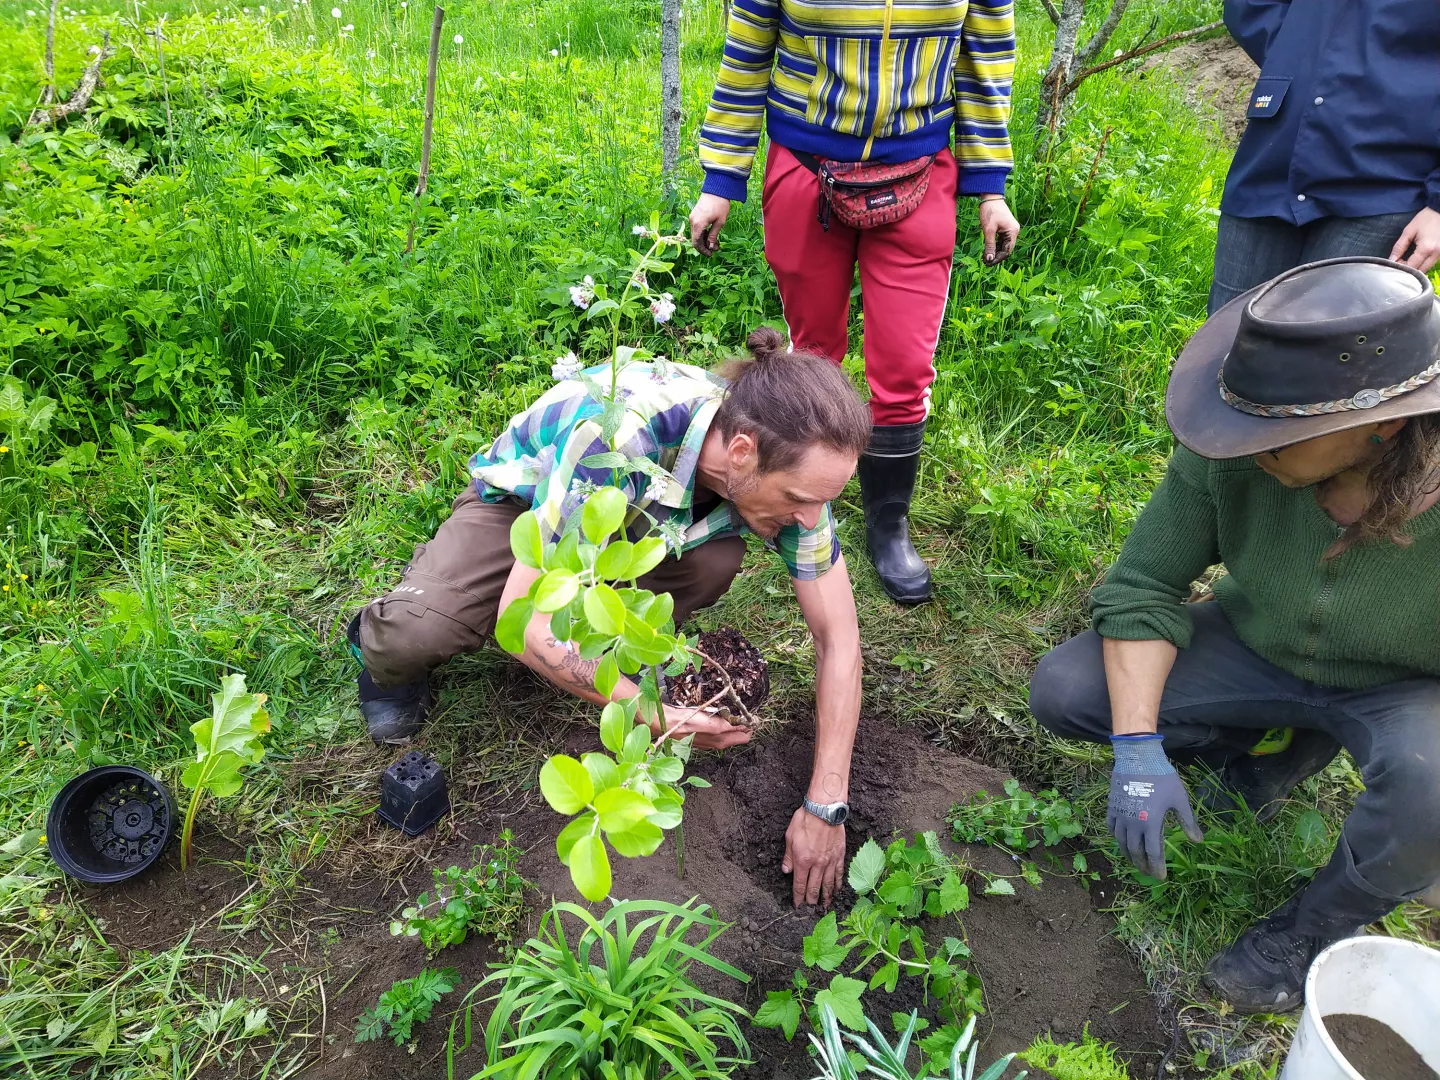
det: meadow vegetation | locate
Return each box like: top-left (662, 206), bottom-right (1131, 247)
top-left (1, 0), bottom-right (1434, 1076)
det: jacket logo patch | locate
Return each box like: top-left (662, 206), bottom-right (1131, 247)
top-left (1254, 94), bottom-right (1272, 109)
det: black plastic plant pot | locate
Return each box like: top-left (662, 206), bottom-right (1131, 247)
top-left (377, 751), bottom-right (450, 836)
top-left (47, 765), bottom-right (174, 884)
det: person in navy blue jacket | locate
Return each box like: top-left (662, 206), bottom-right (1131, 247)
top-left (1210, 0), bottom-right (1440, 315)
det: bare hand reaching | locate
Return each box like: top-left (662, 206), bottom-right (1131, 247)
top-left (1390, 207), bottom-right (1440, 273)
top-left (688, 193), bottom-right (731, 255)
top-left (652, 703), bottom-right (751, 750)
top-left (782, 807), bottom-right (845, 907)
top-left (978, 196), bottom-right (1020, 265)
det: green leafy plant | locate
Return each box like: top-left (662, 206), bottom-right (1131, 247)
top-left (355, 967), bottom-right (459, 1048)
top-left (1020, 1026), bottom-right (1130, 1080)
top-left (473, 898), bottom-right (750, 1079)
top-left (390, 831), bottom-right (528, 954)
top-left (809, 1003), bottom-right (1028, 1080)
top-left (755, 834), bottom-right (982, 1042)
top-left (498, 224), bottom-right (729, 902)
top-left (179, 673), bottom-right (270, 870)
top-left (950, 779), bottom-right (1083, 855)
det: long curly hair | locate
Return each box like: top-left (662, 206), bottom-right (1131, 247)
top-left (1325, 414), bottom-right (1440, 559)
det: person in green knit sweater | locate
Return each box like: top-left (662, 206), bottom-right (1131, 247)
top-left (1029, 256), bottom-right (1440, 1014)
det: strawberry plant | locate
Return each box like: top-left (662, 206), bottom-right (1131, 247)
top-left (179, 673), bottom-right (270, 870)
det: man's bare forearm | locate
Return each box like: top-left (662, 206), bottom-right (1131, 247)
top-left (794, 557), bottom-right (862, 803)
top-left (1102, 636), bottom-right (1178, 735)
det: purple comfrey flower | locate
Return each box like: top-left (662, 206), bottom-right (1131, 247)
top-left (551, 351), bottom-right (582, 381)
top-left (569, 275), bottom-right (595, 310)
top-left (650, 292), bottom-right (675, 324)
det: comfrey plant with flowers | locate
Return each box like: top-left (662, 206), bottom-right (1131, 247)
top-left (496, 216), bottom-right (728, 902)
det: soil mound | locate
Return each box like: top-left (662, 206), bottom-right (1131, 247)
top-left (1325, 1014), bottom-right (1440, 1080)
top-left (1142, 34), bottom-right (1258, 144)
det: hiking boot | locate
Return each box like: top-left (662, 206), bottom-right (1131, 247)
top-left (348, 613), bottom-right (433, 745)
top-left (1203, 894), bottom-right (1360, 1014)
top-left (1194, 727), bottom-right (1341, 824)
top-left (857, 420), bottom-right (932, 604)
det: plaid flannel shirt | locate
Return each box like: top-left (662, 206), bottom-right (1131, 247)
top-left (468, 359), bottom-right (841, 580)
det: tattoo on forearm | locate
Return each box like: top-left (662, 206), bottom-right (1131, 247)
top-left (821, 772), bottom-right (844, 798)
top-left (538, 636), bottom-right (600, 692)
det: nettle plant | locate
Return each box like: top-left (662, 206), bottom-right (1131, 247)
top-left (497, 219), bottom-right (719, 903)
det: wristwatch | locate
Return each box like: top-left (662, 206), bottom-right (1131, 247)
top-left (802, 798), bottom-right (849, 826)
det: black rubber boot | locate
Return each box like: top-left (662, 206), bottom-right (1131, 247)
top-left (1205, 857), bottom-right (1378, 1014)
top-left (1194, 728), bottom-right (1341, 823)
top-left (857, 420), bottom-right (932, 604)
top-left (347, 614), bottom-right (432, 746)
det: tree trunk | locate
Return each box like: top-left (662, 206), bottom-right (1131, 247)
top-left (660, 0), bottom-right (683, 193)
top-left (1036, 0), bottom-right (1086, 154)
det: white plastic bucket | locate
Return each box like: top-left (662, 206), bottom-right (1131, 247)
top-left (1280, 936), bottom-right (1440, 1080)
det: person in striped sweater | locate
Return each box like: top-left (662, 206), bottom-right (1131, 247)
top-left (689, 0), bottom-right (1020, 604)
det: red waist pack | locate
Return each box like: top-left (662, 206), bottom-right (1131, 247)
top-left (792, 150), bottom-right (937, 231)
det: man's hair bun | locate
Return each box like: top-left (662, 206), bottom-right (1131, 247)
top-left (745, 326), bottom-right (786, 363)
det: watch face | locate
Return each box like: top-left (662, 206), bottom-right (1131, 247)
top-left (831, 804), bottom-right (849, 825)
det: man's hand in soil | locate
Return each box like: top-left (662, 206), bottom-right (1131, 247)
top-left (1108, 733), bottom-right (1204, 881)
top-left (783, 807), bottom-right (845, 907)
top-left (654, 703), bottom-right (751, 750)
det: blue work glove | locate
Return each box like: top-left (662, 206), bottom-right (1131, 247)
top-left (1108, 733), bottom-right (1204, 881)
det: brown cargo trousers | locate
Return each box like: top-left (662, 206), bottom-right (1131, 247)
top-left (359, 487), bottom-right (748, 688)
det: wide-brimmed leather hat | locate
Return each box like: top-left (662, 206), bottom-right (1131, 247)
top-left (1167, 258), bottom-right (1440, 459)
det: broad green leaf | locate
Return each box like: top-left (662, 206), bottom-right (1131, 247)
top-left (605, 817), bottom-right (664, 857)
top-left (599, 700), bottom-right (628, 753)
top-left (494, 597), bottom-right (533, 654)
top-left (847, 838), bottom-right (886, 895)
top-left (553, 530), bottom-right (583, 572)
top-left (556, 813), bottom-right (596, 865)
top-left (646, 785), bottom-right (684, 829)
top-left (814, 976), bottom-right (867, 1032)
top-left (595, 788), bottom-right (654, 832)
top-left (803, 912), bottom-right (850, 972)
top-left (510, 512), bottom-right (543, 568)
top-left (642, 591), bottom-right (674, 630)
top-left (549, 601), bottom-right (573, 642)
top-left (869, 960), bottom-right (900, 993)
top-left (190, 673), bottom-right (269, 768)
top-left (595, 654), bottom-right (621, 700)
top-left (595, 540), bottom-right (634, 580)
top-left (578, 451), bottom-right (629, 470)
top-left (626, 536), bottom-right (668, 579)
top-left (650, 756), bottom-right (684, 784)
top-left (202, 752), bottom-right (246, 798)
top-left (620, 721), bottom-right (652, 763)
top-left (534, 569), bottom-right (580, 613)
top-left (621, 611), bottom-right (657, 647)
top-left (935, 872), bottom-right (969, 915)
top-left (585, 297), bottom-right (619, 319)
top-left (877, 869), bottom-right (916, 910)
top-left (584, 583), bottom-right (626, 636)
top-left (569, 834), bottom-right (612, 901)
top-left (754, 991), bottom-right (801, 1041)
top-left (582, 753), bottom-right (619, 793)
top-left (582, 487), bottom-right (628, 544)
top-left (539, 755), bottom-right (594, 815)
top-left (983, 877), bottom-right (1016, 896)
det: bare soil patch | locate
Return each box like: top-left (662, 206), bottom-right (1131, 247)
top-left (76, 715), bottom-right (1166, 1078)
top-left (1141, 35), bottom-right (1258, 144)
top-left (1325, 1013), bottom-right (1440, 1080)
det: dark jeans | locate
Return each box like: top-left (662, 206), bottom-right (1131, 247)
top-left (1029, 603), bottom-right (1440, 936)
top-left (1208, 211), bottom-right (1414, 315)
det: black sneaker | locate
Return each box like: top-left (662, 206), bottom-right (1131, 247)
top-left (348, 613), bottom-right (433, 745)
top-left (1194, 728), bottom-right (1341, 824)
top-left (1203, 895), bottom-right (1355, 1014)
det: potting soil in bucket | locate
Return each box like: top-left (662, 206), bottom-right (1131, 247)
top-left (1280, 936), bottom-right (1440, 1080)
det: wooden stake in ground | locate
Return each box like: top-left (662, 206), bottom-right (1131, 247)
top-left (405, 5), bottom-right (446, 256)
top-left (1069, 124), bottom-right (1112, 238)
top-left (659, 0), bottom-right (682, 194)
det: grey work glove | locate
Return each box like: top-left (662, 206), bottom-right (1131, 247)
top-left (1108, 733), bottom-right (1204, 881)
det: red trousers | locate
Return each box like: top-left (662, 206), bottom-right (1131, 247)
top-left (761, 143), bottom-right (958, 426)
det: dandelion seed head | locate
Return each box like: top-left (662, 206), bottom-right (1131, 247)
top-left (453, 32), bottom-right (463, 43)
top-left (550, 48), bottom-right (558, 56)
top-left (342, 22), bottom-right (353, 29)
top-left (330, 6), bottom-right (340, 16)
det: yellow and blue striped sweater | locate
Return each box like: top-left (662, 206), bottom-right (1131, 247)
top-left (698, 0), bottom-right (1015, 202)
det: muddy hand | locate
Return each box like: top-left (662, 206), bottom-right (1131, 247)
top-left (688, 193), bottom-right (731, 255)
top-left (979, 197), bottom-right (1020, 265)
top-left (655, 703), bottom-right (751, 750)
top-left (782, 807), bottom-right (845, 908)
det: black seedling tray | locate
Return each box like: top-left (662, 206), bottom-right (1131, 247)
top-left (377, 751), bottom-right (450, 836)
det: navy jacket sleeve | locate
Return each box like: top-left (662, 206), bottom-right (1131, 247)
top-left (1224, 0), bottom-right (1293, 67)
top-left (1430, 167), bottom-right (1440, 214)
